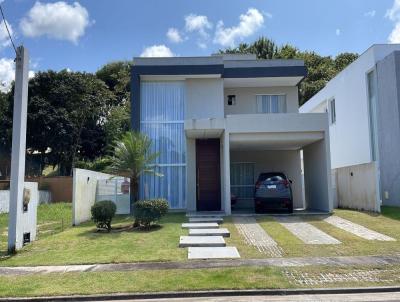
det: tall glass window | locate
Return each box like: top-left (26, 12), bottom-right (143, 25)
top-left (140, 81), bottom-right (186, 209)
top-left (367, 70), bottom-right (378, 161)
top-left (256, 95), bottom-right (286, 113)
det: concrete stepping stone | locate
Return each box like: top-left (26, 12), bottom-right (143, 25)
top-left (233, 216), bottom-right (283, 257)
top-left (324, 216), bottom-right (396, 241)
top-left (275, 216), bottom-right (341, 245)
top-left (189, 217), bottom-right (223, 224)
top-left (182, 222), bottom-right (219, 229)
top-left (188, 247), bottom-right (240, 259)
top-left (179, 236), bottom-right (225, 247)
top-left (189, 228), bottom-right (230, 237)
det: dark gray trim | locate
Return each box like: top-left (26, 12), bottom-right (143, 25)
top-left (223, 66), bottom-right (307, 78)
top-left (132, 64), bottom-right (224, 77)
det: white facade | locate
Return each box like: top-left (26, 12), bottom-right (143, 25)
top-left (300, 44), bottom-right (400, 169)
top-left (133, 55), bottom-right (332, 214)
top-left (300, 44), bottom-right (400, 210)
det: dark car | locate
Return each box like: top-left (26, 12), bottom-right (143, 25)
top-left (254, 172), bottom-right (293, 213)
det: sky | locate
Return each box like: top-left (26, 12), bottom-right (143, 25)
top-left (0, 0), bottom-right (400, 91)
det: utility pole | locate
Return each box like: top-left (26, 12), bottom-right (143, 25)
top-left (8, 46), bottom-right (29, 253)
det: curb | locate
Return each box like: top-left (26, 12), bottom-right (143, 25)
top-left (1, 287), bottom-right (400, 301)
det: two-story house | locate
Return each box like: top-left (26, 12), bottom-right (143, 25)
top-left (131, 54), bottom-right (332, 215)
top-left (300, 44), bottom-right (400, 212)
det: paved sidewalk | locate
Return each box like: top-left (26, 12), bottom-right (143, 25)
top-left (1, 254), bottom-right (400, 276)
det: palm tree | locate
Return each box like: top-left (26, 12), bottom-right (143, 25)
top-left (106, 131), bottom-right (162, 205)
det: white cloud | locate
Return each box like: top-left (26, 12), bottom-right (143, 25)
top-left (0, 58), bottom-right (14, 92)
top-left (140, 45), bottom-right (175, 57)
top-left (386, 0), bottom-right (400, 43)
top-left (185, 14), bottom-right (212, 37)
top-left (20, 1), bottom-right (91, 44)
top-left (0, 20), bottom-right (13, 48)
top-left (336, 28), bottom-right (341, 36)
top-left (213, 8), bottom-right (264, 47)
top-left (364, 10), bottom-right (376, 17)
top-left (167, 27), bottom-right (183, 43)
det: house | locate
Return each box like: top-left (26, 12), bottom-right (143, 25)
top-left (300, 44), bottom-right (400, 211)
top-left (131, 54), bottom-right (332, 214)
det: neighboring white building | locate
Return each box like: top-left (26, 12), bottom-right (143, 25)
top-left (300, 44), bottom-right (400, 211)
top-left (131, 54), bottom-right (332, 214)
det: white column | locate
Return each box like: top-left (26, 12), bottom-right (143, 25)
top-left (8, 46), bottom-right (29, 253)
top-left (223, 130), bottom-right (231, 215)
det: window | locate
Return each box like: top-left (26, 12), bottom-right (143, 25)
top-left (367, 70), bottom-right (378, 161)
top-left (256, 95), bottom-right (286, 113)
top-left (227, 95), bottom-right (236, 106)
top-left (329, 98), bottom-right (336, 124)
top-left (139, 81), bottom-right (186, 209)
top-left (230, 163), bottom-right (255, 199)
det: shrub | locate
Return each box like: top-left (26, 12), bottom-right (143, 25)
top-left (91, 200), bottom-right (117, 232)
top-left (134, 199), bottom-right (169, 228)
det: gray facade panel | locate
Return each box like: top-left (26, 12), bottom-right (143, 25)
top-left (376, 51), bottom-right (400, 206)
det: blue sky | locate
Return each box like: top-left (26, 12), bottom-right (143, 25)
top-left (0, 0), bottom-right (399, 90)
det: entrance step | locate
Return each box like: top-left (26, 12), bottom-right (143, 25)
top-left (189, 228), bottom-right (230, 237)
top-left (189, 217), bottom-right (223, 224)
top-left (179, 236), bottom-right (226, 248)
top-left (188, 247), bottom-right (241, 259)
top-left (182, 222), bottom-right (219, 229)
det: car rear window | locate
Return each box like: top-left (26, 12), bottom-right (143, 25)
top-left (258, 173), bottom-right (286, 182)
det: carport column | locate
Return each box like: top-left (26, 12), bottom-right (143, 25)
top-left (223, 130), bottom-right (231, 215)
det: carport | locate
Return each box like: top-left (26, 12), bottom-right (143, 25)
top-left (222, 113), bottom-right (332, 214)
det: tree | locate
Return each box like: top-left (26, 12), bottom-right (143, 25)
top-left (219, 37), bottom-right (358, 105)
top-left (25, 70), bottom-right (115, 175)
top-left (334, 52), bottom-right (359, 73)
top-left (105, 131), bottom-right (162, 205)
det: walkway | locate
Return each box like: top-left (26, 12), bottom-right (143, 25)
top-left (2, 254), bottom-right (400, 276)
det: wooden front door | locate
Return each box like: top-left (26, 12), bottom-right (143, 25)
top-left (196, 139), bottom-right (221, 211)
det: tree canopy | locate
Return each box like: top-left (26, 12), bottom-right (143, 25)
top-left (220, 37), bottom-right (358, 105)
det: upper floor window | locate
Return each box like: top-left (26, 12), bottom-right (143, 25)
top-left (329, 98), bottom-right (336, 124)
top-left (227, 95), bottom-right (236, 106)
top-left (256, 95), bottom-right (286, 113)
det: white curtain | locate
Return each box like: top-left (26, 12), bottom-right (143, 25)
top-left (140, 81), bottom-right (186, 209)
top-left (256, 95), bottom-right (286, 113)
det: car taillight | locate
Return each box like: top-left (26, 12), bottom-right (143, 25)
top-left (255, 181), bottom-right (261, 189)
top-left (281, 179), bottom-right (290, 188)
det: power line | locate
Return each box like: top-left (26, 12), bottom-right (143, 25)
top-left (0, 3), bottom-right (17, 55)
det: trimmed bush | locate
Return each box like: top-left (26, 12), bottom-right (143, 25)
top-left (91, 200), bottom-right (117, 232)
top-left (134, 199), bottom-right (169, 228)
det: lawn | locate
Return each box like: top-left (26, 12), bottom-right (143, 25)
top-left (1, 204), bottom-right (400, 266)
top-left (252, 206), bottom-right (400, 258)
top-left (0, 203), bottom-right (186, 266)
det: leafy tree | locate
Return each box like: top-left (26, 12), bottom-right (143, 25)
top-left (334, 52), bottom-right (359, 73)
top-left (24, 70), bottom-right (115, 175)
top-left (105, 131), bottom-right (162, 205)
top-left (219, 37), bottom-right (358, 105)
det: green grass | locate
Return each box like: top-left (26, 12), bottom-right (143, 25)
top-left (2, 264), bottom-right (400, 297)
top-left (0, 267), bottom-right (289, 297)
top-left (0, 204), bottom-right (186, 266)
top-left (253, 207), bottom-right (400, 258)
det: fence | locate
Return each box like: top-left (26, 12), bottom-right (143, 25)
top-left (96, 178), bottom-right (130, 215)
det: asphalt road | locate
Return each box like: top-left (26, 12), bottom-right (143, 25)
top-left (100, 292), bottom-right (400, 302)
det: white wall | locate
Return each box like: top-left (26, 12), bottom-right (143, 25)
top-left (300, 44), bottom-right (400, 169)
top-left (224, 86), bottom-right (299, 115)
top-left (72, 168), bottom-right (116, 225)
top-left (230, 150), bottom-right (303, 208)
top-left (185, 78), bottom-right (224, 119)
